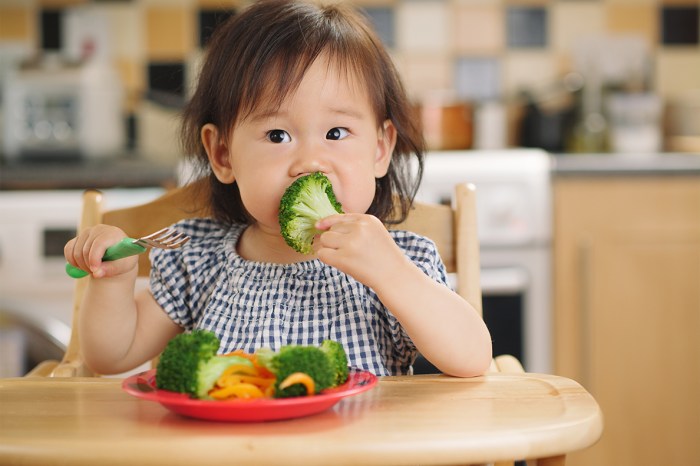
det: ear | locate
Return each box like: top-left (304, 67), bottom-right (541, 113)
top-left (201, 123), bottom-right (235, 184)
top-left (373, 119), bottom-right (397, 178)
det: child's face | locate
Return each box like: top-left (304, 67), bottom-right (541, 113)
top-left (209, 54), bottom-right (396, 233)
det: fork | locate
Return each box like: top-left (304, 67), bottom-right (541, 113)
top-left (65, 228), bottom-right (191, 279)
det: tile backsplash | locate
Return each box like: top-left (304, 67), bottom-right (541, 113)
top-left (1, 0), bottom-right (699, 153)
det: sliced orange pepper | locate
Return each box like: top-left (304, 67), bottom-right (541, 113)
top-left (219, 364), bottom-right (259, 378)
top-left (278, 372), bottom-right (315, 396)
top-left (217, 374), bottom-right (275, 389)
top-left (209, 383), bottom-right (264, 400)
top-left (220, 350), bottom-right (275, 379)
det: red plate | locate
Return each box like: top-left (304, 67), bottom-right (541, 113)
top-left (122, 368), bottom-right (377, 422)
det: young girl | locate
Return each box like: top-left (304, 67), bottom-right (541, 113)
top-left (64, 0), bottom-right (492, 377)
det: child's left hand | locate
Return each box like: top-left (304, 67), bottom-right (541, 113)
top-left (314, 214), bottom-right (409, 289)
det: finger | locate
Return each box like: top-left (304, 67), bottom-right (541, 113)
top-left (316, 229), bottom-right (344, 250)
top-left (315, 212), bottom-right (363, 231)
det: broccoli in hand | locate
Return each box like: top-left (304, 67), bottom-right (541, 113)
top-left (155, 330), bottom-right (253, 399)
top-left (255, 340), bottom-right (350, 398)
top-left (279, 172), bottom-right (344, 254)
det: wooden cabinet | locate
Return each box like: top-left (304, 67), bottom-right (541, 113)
top-left (553, 176), bottom-right (700, 466)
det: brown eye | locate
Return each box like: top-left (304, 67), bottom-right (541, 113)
top-left (267, 129), bottom-right (291, 143)
top-left (326, 127), bottom-right (349, 140)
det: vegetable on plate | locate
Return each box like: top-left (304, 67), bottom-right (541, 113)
top-left (155, 330), bottom-right (350, 400)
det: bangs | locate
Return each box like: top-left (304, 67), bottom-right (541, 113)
top-left (233, 6), bottom-right (386, 129)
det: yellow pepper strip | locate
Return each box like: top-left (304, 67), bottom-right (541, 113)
top-left (209, 383), bottom-right (265, 400)
top-left (278, 372), bottom-right (315, 396)
top-left (217, 374), bottom-right (275, 389)
top-left (219, 364), bottom-right (259, 378)
top-left (222, 349), bottom-right (276, 379)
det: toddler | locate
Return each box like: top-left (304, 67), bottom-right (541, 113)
top-left (64, 0), bottom-right (492, 377)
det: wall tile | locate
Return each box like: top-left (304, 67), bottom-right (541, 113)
top-left (396, 1), bottom-right (451, 52)
top-left (198, 8), bottom-right (235, 48)
top-left (656, 49), bottom-right (700, 98)
top-left (0, 7), bottom-right (32, 41)
top-left (115, 57), bottom-right (145, 111)
top-left (551, 2), bottom-right (605, 52)
top-left (106, 3), bottom-right (144, 61)
top-left (606, 4), bottom-right (657, 47)
top-left (455, 57), bottom-right (501, 101)
top-left (38, 0), bottom-right (88, 6)
top-left (503, 51), bottom-right (557, 95)
top-left (660, 6), bottom-right (699, 45)
top-left (362, 6), bottom-right (395, 49)
top-left (454, 4), bottom-right (504, 53)
top-left (147, 61), bottom-right (186, 97)
top-left (40, 8), bottom-right (62, 51)
top-left (506, 6), bottom-right (547, 48)
top-left (145, 6), bottom-right (195, 60)
top-left (660, 0), bottom-right (700, 5)
top-left (394, 53), bottom-right (453, 100)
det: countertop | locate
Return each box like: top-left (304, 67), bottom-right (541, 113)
top-left (3, 151), bottom-right (700, 191)
top-left (0, 153), bottom-right (179, 190)
top-left (551, 152), bottom-right (700, 176)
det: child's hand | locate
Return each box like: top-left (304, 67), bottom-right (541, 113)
top-left (64, 225), bottom-right (138, 279)
top-left (314, 214), bottom-right (409, 288)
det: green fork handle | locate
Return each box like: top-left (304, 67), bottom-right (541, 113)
top-left (65, 238), bottom-right (147, 279)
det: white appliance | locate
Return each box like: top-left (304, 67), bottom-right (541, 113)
top-left (2, 6), bottom-right (124, 160)
top-left (2, 59), bottom-right (124, 160)
top-left (415, 149), bottom-right (552, 374)
top-left (0, 188), bottom-right (164, 376)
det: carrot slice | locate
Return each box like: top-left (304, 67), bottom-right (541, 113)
top-left (278, 372), bottom-right (315, 396)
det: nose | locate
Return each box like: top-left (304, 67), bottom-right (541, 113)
top-left (288, 143), bottom-right (330, 177)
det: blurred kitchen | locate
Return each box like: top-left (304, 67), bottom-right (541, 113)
top-left (1, 1), bottom-right (699, 465)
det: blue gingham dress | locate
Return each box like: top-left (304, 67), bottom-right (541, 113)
top-left (150, 218), bottom-right (450, 375)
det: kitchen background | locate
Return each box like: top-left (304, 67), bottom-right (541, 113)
top-left (1, 2), bottom-right (699, 466)
top-left (0, 0), bottom-right (699, 157)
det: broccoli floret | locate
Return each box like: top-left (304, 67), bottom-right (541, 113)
top-left (155, 330), bottom-right (253, 399)
top-left (320, 340), bottom-right (349, 386)
top-left (279, 172), bottom-right (344, 254)
top-left (256, 340), bottom-right (349, 398)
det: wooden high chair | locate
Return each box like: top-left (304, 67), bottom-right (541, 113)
top-left (26, 179), bottom-right (523, 378)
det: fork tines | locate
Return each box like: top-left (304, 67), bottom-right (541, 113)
top-left (137, 228), bottom-right (190, 250)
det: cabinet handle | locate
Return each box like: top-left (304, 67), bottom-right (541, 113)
top-left (578, 237), bottom-right (592, 391)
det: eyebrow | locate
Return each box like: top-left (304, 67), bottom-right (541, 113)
top-left (328, 106), bottom-right (365, 120)
top-left (246, 105), bottom-right (367, 124)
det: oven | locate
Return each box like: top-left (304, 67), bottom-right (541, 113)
top-left (0, 188), bottom-right (164, 376)
top-left (413, 149), bottom-right (552, 374)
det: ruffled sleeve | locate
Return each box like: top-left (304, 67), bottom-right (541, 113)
top-left (149, 218), bottom-right (236, 330)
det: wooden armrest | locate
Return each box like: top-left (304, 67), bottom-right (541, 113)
top-left (494, 354), bottom-right (525, 373)
top-left (25, 360), bottom-right (60, 377)
top-left (51, 360), bottom-right (96, 378)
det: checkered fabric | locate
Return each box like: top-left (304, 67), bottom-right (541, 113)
top-left (150, 218), bottom-right (450, 376)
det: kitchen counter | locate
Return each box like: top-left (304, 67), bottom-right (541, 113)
top-left (0, 154), bottom-right (178, 190)
top-left (552, 152), bottom-right (700, 176)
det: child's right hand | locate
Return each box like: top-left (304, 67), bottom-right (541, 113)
top-left (64, 225), bottom-right (138, 279)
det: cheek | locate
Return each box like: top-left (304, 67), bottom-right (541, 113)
top-left (337, 177), bottom-right (377, 214)
top-left (236, 181), bottom-right (282, 225)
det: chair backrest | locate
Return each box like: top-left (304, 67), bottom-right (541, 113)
top-left (392, 183), bottom-right (482, 316)
top-left (39, 179), bottom-right (482, 377)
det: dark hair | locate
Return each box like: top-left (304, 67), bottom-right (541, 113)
top-left (181, 0), bottom-right (424, 225)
